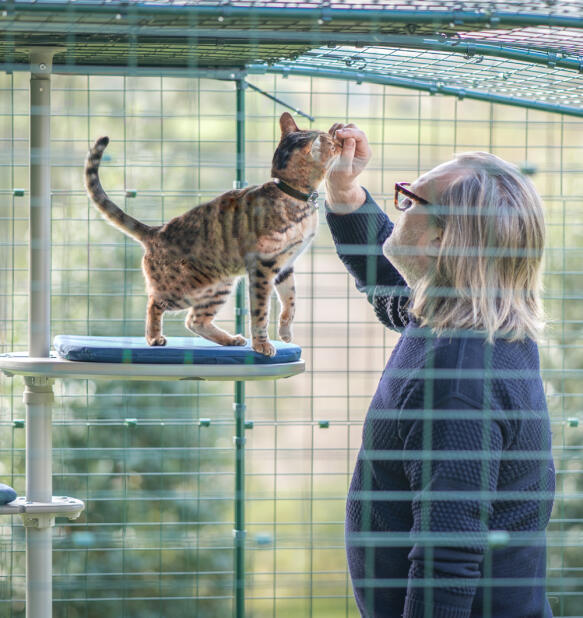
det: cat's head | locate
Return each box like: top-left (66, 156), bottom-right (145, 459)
top-left (271, 112), bottom-right (341, 189)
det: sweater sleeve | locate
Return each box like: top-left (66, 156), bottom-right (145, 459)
top-left (325, 188), bottom-right (411, 331)
top-left (398, 394), bottom-right (504, 618)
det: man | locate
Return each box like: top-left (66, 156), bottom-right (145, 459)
top-left (325, 123), bottom-right (556, 618)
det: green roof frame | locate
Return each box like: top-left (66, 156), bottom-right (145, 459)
top-left (1, 0), bottom-right (583, 117)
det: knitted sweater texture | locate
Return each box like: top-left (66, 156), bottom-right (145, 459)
top-left (326, 190), bottom-right (556, 618)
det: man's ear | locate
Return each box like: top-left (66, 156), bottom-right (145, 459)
top-left (280, 112), bottom-right (300, 136)
top-left (430, 229), bottom-right (442, 249)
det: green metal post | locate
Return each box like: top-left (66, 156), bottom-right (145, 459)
top-left (233, 77), bottom-right (247, 618)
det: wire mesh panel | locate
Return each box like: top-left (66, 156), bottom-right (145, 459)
top-left (1, 69), bottom-right (582, 617)
top-left (1, 1), bottom-right (583, 616)
top-left (2, 73), bottom-right (248, 617)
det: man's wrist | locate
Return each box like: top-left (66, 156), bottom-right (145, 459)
top-left (325, 183), bottom-right (367, 214)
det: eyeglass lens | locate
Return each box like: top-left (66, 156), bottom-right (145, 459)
top-left (397, 193), bottom-right (413, 210)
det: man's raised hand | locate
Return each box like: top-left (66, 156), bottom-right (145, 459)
top-left (325, 123), bottom-right (372, 214)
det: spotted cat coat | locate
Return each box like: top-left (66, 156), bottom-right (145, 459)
top-left (85, 112), bottom-right (340, 356)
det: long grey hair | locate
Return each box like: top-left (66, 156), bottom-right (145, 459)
top-left (410, 151), bottom-right (545, 343)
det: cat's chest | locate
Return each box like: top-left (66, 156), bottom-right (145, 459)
top-left (286, 208), bottom-right (318, 244)
top-left (256, 208), bottom-right (318, 256)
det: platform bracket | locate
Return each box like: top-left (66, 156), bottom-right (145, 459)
top-left (0, 496), bottom-right (85, 529)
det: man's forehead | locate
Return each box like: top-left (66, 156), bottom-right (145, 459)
top-left (412, 161), bottom-right (468, 197)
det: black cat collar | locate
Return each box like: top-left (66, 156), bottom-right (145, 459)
top-left (273, 178), bottom-right (319, 206)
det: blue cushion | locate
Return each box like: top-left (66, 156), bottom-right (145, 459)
top-left (53, 335), bottom-right (301, 365)
top-left (0, 483), bottom-right (17, 505)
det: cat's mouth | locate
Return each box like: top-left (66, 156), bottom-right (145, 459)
top-left (325, 146), bottom-right (342, 168)
top-left (331, 140), bottom-right (343, 160)
top-left (311, 135), bottom-right (341, 168)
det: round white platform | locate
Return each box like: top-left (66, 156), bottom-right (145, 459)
top-left (0, 353), bottom-right (305, 382)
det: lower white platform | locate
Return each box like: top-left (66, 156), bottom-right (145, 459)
top-left (0, 496), bottom-right (85, 525)
top-left (0, 352), bottom-right (305, 381)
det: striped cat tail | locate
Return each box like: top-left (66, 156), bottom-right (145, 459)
top-left (85, 137), bottom-right (152, 244)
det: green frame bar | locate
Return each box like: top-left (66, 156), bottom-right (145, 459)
top-left (234, 77), bottom-right (247, 618)
top-left (3, 58), bottom-right (581, 118)
top-left (7, 2), bottom-right (583, 30)
top-left (247, 63), bottom-right (583, 119)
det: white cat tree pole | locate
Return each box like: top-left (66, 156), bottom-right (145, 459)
top-left (0, 45), bottom-right (86, 618)
top-left (23, 46), bottom-right (59, 618)
top-left (24, 46), bottom-right (84, 618)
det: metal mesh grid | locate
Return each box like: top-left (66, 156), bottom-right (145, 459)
top-left (1, 2), bottom-right (583, 616)
top-left (2, 0), bottom-right (583, 71)
top-left (1, 70), bottom-right (583, 616)
top-left (460, 26), bottom-right (583, 55)
top-left (262, 44), bottom-right (583, 116)
top-left (1, 0), bottom-right (583, 120)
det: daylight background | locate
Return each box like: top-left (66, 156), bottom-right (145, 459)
top-left (0, 72), bottom-right (582, 617)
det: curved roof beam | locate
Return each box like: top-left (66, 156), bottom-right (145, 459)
top-left (5, 1), bottom-right (583, 31)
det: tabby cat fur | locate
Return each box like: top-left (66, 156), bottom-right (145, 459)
top-left (84, 112), bottom-right (340, 356)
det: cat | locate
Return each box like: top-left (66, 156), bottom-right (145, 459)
top-left (84, 112), bottom-right (340, 357)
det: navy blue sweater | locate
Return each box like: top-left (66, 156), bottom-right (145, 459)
top-left (326, 191), bottom-right (555, 618)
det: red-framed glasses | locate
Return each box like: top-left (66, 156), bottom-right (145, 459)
top-left (394, 182), bottom-right (429, 211)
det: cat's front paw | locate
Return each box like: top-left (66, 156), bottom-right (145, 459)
top-left (252, 339), bottom-right (276, 357)
top-left (147, 335), bottom-right (167, 346)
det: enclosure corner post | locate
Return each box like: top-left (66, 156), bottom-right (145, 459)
top-left (235, 78), bottom-right (246, 190)
top-left (233, 76), bottom-right (247, 618)
top-left (233, 397), bottom-right (246, 618)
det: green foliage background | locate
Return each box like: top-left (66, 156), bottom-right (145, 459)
top-left (0, 72), bottom-right (581, 616)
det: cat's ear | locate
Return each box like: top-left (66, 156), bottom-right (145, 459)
top-left (280, 112), bottom-right (300, 136)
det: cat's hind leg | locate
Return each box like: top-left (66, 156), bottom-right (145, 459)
top-left (146, 297), bottom-right (167, 346)
top-left (184, 282), bottom-right (246, 347)
top-left (274, 268), bottom-right (295, 342)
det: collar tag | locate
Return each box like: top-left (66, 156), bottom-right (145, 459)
top-left (307, 190), bottom-right (319, 206)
